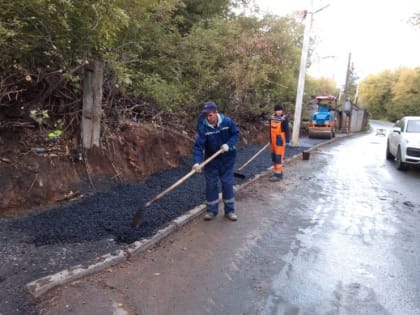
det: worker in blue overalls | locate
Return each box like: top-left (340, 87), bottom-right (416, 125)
top-left (193, 101), bottom-right (240, 221)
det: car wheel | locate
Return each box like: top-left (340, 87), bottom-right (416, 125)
top-left (386, 141), bottom-right (394, 160)
top-left (396, 147), bottom-right (407, 171)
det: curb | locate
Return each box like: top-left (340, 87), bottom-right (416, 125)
top-left (25, 134), bottom-right (349, 298)
top-left (26, 249), bottom-right (128, 298)
top-left (25, 204), bottom-right (208, 298)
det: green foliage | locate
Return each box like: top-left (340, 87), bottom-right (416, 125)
top-left (175, 0), bottom-right (231, 33)
top-left (140, 74), bottom-right (183, 112)
top-left (390, 68), bottom-right (420, 119)
top-left (305, 76), bottom-right (339, 99)
top-left (0, 0), bottom-right (315, 130)
top-left (362, 122), bottom-right (370, 132)
top-left (0, 0), bottom-right (131, 68)
top-left (359, 71), bottom-right (394, 120)
top-left (29, 109), bottom-right (49, 125)
top-left (174, 15), bottom-right (303, 117)
top-left (359, 67), bottom-right (420, 121)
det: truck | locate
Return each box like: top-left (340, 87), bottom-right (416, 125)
top-left (308, 95), bottom-right (337, 139)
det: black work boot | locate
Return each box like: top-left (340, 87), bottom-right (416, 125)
top-left (269, 173), bottom-right (283, 181)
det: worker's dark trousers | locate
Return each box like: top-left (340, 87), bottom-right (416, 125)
top-left (204, 156), bottom-right (235, 215)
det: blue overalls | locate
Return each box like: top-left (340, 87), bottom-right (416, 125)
top-left (193, 113), bottom-right (240, 215)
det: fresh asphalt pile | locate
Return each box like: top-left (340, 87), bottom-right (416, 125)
top-left (0, 143), bottom-right (309, 315)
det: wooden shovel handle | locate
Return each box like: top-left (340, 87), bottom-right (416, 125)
top-left (145, 148), bottom-right (225, 207)
top-left (236, 142), bottom-right (270, 172)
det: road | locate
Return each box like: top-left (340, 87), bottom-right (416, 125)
top-left (36, 124), bottom-right (420, 315)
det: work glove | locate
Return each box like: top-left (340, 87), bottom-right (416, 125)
top-left (192, 163), bottom-right (202, 173)
top-left (220, 144), bottom-right (229, 152)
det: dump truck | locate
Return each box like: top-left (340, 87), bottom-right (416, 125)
top-left (308, 95), bottom-right (337, 139)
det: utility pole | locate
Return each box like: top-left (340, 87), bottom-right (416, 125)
top-left (291, 2), bottom-right (330, 147)
top-left (354, 83), bottom-right (360, 105)
top-left (342, 52), bottom-right (352, 134)
top-left (343, 52), bottom-right (352, 102)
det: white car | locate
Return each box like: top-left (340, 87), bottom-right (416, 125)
top-left (376, 128), bottom-right (387, 136)
top-left (386, 116), bottom-right (420, 170)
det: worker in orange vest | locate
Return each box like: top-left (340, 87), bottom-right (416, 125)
top-left (269, 103), bottom-right (290, 181)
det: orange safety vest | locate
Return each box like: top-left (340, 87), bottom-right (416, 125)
top-left (270, 114), bottom-right (287, 175)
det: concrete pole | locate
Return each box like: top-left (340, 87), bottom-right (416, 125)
top-left (290, 3), bottom-right (313, 147)
top-left (343, 53), bottom-right (352, 134)
top-left (343, 52), bottom-right (352, 102)
top-left (290, 2), bottom-right (331, 147)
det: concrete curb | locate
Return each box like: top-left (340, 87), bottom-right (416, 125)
top-left (25, 134), bottom-right (350, 298)
top-left (26, 249), bottom-right (128, 298)
top-left (26, 204), bottom-right (208, 298)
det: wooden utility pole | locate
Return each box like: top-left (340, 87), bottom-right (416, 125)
top-left (81, 60), bottom-right (104, 149)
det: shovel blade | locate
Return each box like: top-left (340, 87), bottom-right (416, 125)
top-left (234, 172), bottom-right (246, 179)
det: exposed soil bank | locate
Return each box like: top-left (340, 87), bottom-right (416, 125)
top-left (0, 121), bottom-right (194, 217)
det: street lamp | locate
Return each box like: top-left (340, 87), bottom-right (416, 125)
top-left (290, 2), bottom-right (331, 147)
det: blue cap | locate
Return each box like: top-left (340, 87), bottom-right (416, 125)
top-left (202, 101), bottom-right (217, 114)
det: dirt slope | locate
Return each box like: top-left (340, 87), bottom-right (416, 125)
top-left (0, 119), bottom-right (267, 217)
top-left (0, 121), bottom-right (195, 216)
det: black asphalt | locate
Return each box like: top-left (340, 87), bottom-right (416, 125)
top-left (0, 143), bottom-right (311, 315)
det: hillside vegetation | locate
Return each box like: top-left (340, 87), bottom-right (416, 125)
top-left (0, 0), bottom-right (341, 133)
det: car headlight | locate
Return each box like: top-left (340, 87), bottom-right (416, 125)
top-left (405, 139), bottom-right (420, 147)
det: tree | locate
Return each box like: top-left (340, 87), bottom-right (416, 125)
top-left (305, 76), bottom-right (339, 99)
top-left (0, 0), bottom-right (310, 139)
top-left (0, 0), bottom-right (182, 127)
top-left (172, 14), bottom-right (303, 119)
top-left (390, 67), bottom-right (420, 119)
top-left (359, 71), bottom-right (394, 120)
top-left (359, 67), bottom-right (420, 121)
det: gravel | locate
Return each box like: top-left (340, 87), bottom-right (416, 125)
top-left (0, 143), bottom-right (310, 315)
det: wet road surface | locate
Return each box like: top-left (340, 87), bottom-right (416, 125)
top-left (35, 126), bottom-right (420, 315)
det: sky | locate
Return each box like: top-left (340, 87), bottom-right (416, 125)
top-left (249, 0), bottom-right (420, 87)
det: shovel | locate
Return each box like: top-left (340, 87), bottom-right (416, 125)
top-left (234, 142), bottom-right (270, 179)
top-left (131, 148), bottom-right (225, 229)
